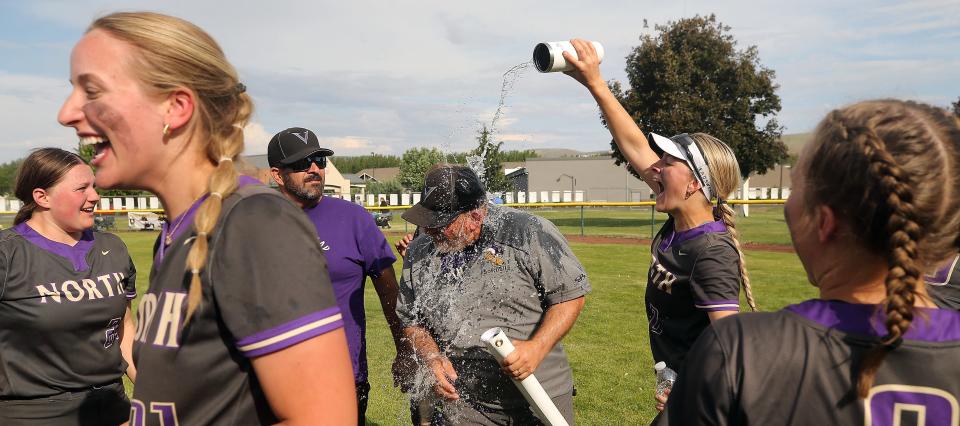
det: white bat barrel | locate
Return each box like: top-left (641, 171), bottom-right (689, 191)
top-left (532, 40), bottom-right (604, 73)
top-left (480, 327), bottom-right (570, 426)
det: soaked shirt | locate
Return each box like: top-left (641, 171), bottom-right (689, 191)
top-left (0, 224), bottom-right (136, 398)
top-left (926, 255), bottom-right (960, 311)
top-left (130, 183), bottom-right (342, 425)
top-left (397, 206), bottom-right (590, 405)
top-left (646, 218), bottom-right (742, 374)
top-left (659, 300), bottom-right (960, 425)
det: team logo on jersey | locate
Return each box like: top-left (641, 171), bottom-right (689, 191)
top-left (318, 240), bottom-right (331, 251)
top-left (649, 255), bottom-right (677, 294)
top-left (101, 250), bottom-right (110, 255)
top-left (104, 317), bottom-right (121, 348)
top-left (483, 246), bottom-right (505, 266)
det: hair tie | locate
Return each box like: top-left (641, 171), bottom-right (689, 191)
top-left (219, 156), bottom-right (233, 163)
top-left (717, 198), bottom-right (727, 206)
top-left (197, 231), bottom-right (208, 237)
top-left (234, 83), bottom-right (246, 94)
top-left (190, 269), bottom-right (200, 275)
top-left (209, 191), bottom-right (223, 199)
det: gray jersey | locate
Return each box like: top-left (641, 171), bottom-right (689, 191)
top-left (130, 184), bottom-right (343, 425)
top-left (659, 299), bottom-right (960, 425)
top-left (398, 206), bottom-right (590, 405)
top-left (646, 218), bottom-right (742, 373)
top-left (926, 255), bottom-right (960, 310)
top-left (0, 224), bottom-right (136, 398)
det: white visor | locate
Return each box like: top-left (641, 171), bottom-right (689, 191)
top-left (649, 132), bottom-right (714, 201)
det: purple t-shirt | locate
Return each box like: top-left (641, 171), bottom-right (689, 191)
top-left (303, 196), bottom-right (396, 383)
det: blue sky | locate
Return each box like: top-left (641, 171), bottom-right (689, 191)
top-left (0, 0), bottom-right (957, 163)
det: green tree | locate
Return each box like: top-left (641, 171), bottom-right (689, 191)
top-left (469, 125), bottom-right (511, 192)
top-left (0, 159), bottom-right (23, 196)
top-left (75, 142), bottom-right (149, 197)
top-left (332, 153), bottom-right (401, 174)
top-left (365, 179), bottom-right (405, 195)
top-left (610, 14), bottom-right (787, 179)
top-left (397, 147), bottom-right (446, 191)
top-left (952, 97), bottom-right (959, 117)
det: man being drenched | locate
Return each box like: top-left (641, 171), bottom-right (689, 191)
top-left (397, 164), bottom-right (590, 425)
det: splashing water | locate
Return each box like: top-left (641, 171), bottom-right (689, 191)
top-left (391, 62), bottom-right (540, 424)
top-left (490, 61), bottom-right (531, 136)
top-left (469, 61), bottom-right (531, 195)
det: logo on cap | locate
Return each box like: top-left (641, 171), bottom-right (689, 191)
top-left (292, 131), bottom-right (310, 144)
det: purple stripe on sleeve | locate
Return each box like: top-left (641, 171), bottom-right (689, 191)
top-left (236, 307), bottom-right (344, 357)
top-left (242, 317), bottom-right (344, 358)
top-left (697, 305), bottom-right (741, 312)
top-left (786, 299), bottom-right (960, 342)
top-left (696, 299), bottom-right (740, 306)
top-left (13, 223), bottom-right (95, 271)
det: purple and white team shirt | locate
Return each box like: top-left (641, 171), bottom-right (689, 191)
top-left (645, 218), bottom-right (742, 373)
top-left (660, 300), bottom-right (960, 425)
top-left (302, 196), bottom-right (396, 384)
top-left (0, 224), bottom-right (136, 398)
top-left (926, 254), bottom-right (960, 311)
top-left (130, 180), bottom-right (343, 425)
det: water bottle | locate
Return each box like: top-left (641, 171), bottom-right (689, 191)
top-left (532, 41), bottom-right (605, 73)
top-left (654, 361), bottom-right (677, 396)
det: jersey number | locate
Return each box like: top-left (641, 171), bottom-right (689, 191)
top-left (865, 385), bottom-right (959, 426)
top-left (130, 399), bottom-right (178, 426)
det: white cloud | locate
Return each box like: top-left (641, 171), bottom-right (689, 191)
top-left (0, 0), bottom-right (955, 162)
top-left (241, 122), bottom-right (272, 155)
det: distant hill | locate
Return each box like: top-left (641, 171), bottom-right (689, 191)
top-left (533, 133), bottom-right (809, 160)
top-left (781, 133), bottom-right (811, 155)
top-left (533, 148), bottom-right (612, 158)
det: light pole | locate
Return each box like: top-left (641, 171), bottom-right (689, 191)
top-left (557, 174), bottom-right (582, 236)
top-left (778, 164), bottom-right (791, 199)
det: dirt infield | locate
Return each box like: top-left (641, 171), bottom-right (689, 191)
top-left (384, 230), bottom-right (795, 253)
top-left (563, 234), bottom-right (795, 253)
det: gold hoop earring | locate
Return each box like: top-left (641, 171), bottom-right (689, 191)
top-left (162, 124), bottom-right (170, 137)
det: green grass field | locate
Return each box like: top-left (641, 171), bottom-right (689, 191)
top-left (112, 205), bottom-right (813, 425)
top-left (379, 205), bottom-right (793, 246)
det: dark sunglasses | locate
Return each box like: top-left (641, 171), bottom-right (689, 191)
top-left (287, 155), bottom-right (327, 172)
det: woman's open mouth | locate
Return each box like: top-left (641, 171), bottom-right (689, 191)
top-left (80, 136), bottom-right (111, 165)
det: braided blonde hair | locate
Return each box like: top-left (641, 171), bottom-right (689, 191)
top-left (801, 100), bottom-right (960, 398)
top-left (691, 133), bottom-right (757, 311)
top-left (91, 12), bottom-right (253, 322)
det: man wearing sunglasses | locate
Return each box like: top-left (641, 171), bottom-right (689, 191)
top-left (268, 127), bottom-right (410, 425)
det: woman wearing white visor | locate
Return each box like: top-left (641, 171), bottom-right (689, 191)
top-left (562, 39), bottom-right (756, 412)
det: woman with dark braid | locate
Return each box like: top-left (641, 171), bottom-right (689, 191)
top-left (58, 12), bottom-right (355, 424)
top-left (659, 100), bottom-right (960, 425)
top-left (563, 39), bottom-right (756, 411)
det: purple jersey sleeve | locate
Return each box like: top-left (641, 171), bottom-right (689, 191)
top-left (356, 210), bottom-right (396, 279)
top-left (690, 243), bottom-right (742, 312)
top-left (210, 194), bottom-right (343, 358)
top-left (123, 252), bottom-right (137, 301)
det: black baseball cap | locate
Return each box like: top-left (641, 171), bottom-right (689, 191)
top-left (267, 127), bottom-right (335, 168)
top-left (402, 165), bottom-right (487, 228)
